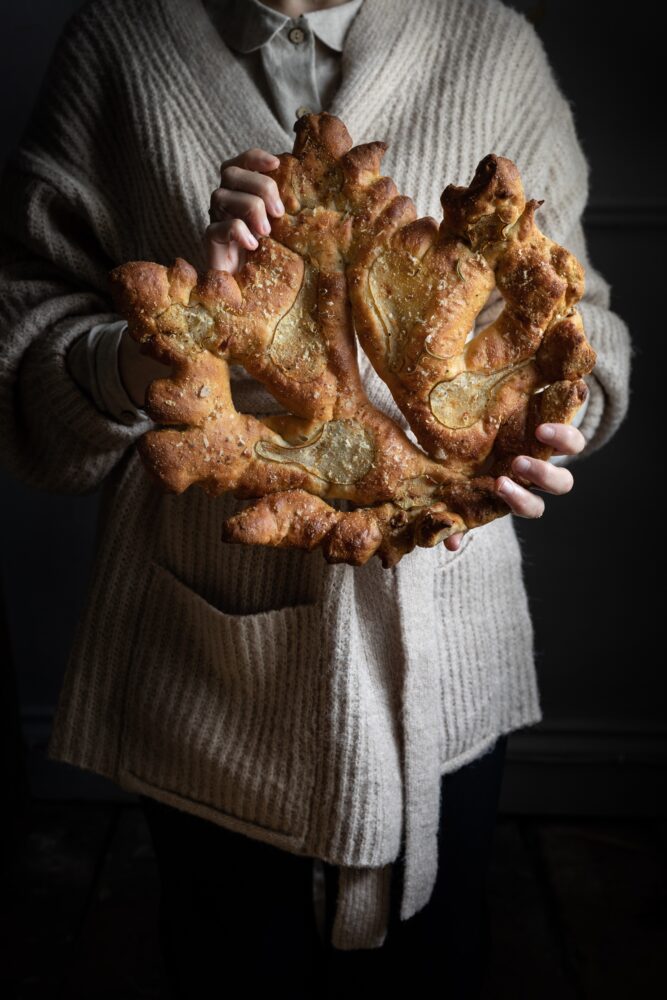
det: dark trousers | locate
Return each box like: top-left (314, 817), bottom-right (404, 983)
top-left (141, 734), bottom-right (508, 999)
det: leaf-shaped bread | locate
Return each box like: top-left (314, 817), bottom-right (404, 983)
top-left (109, 112), bottom-right (595, 568)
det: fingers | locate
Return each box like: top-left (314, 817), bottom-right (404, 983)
top-left (205, 218), bottom-right (253, 271)
top-left (209, 188), bottom-right (271, 238)
top-left (448, 449), bottom-right (575, 535)
top-left (219, 163), bottom-right (285, 218)
top-left (511, 456), bottom-right (574, 495)
top-left (535, 422), bottom-right (586, 455)
top-left (205, 148), bottom-right (285, 273)
top-left (220, 147), bottom-right (281, 175)
top-left (207, 215), bottom-right (258, 251)
top-left (495, 477), bottom-right (546, 518)
top-left (494, 423), bottom-right (581, 518)
top-left (496, 443), bottom-right (578, 520)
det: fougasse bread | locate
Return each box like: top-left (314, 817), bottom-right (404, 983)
top-left (108, 112), bottom-right (596, 568)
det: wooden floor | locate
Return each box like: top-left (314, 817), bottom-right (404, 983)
top-left (3, 802), bottom-right (665, 998)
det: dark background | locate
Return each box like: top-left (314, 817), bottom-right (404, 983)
top-left (0, 1), bottom-right (662, 812)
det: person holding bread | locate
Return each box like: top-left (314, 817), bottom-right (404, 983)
top-left (0, 0), bottom-right (631, 996)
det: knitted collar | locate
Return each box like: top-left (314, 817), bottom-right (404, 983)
top-left (158, 0), bottom-right (426, 151)
top-left (203, 0), bottom-right (364, 54)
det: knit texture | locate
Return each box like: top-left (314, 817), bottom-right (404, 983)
top-left (0, 0), bottom-right (631, 949)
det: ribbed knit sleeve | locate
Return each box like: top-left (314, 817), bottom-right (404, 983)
top-left (0, 4), bottom-right (153, 494)
top-left (490, 6), bottom-right (632, 459)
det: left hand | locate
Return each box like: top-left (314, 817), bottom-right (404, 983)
top-left (443, 422), bottom-right (586, 551)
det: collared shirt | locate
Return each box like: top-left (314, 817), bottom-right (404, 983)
top-left (203, 0), bottom-right (364, 133)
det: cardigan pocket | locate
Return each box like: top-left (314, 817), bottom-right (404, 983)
top-left (118, 560), bottom-right (322, 843)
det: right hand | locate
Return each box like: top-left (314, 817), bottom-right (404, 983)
top-left (206, 148), bottom-right (285, 272)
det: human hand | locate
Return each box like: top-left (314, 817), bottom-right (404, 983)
top-left (443, 422), bottom-right (586, 551)
top-left (205, 148), bottom-right (285, 272)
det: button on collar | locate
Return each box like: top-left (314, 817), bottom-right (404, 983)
top-left (288, 25), bottom-right (305, 44)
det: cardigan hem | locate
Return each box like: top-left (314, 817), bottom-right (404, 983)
top-left (46, 705), bottom-right (543, 950)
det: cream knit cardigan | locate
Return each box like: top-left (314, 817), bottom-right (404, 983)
top-left (0, 0), bottom-right (631, 951)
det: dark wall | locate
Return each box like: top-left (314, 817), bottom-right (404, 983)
top-left (1, 1), bottom-right (100, 718)
top-left (1, 1), bottom-right (661, 806)
top-left (508, 2), bottom-right (659, 719)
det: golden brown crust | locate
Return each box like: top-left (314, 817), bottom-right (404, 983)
top-left (108, 112), bottom-right (596, 567)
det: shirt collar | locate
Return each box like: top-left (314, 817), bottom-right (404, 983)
top-left (306, 0), bottom-right (364, 51)
top-left (207, 0), bottom-right (364, 54)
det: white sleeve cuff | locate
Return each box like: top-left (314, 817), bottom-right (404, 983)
top-left (66, 320), bottom-right (151, 427)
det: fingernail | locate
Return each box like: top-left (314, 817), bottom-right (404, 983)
top-left (260, 219), bottom-right (271, 235)
top-left (539, 424), bottom-right (556, 439)
top-left (272, 199), bottom-right (285, 215)
top-left (497, 477), bottom-right (515, 495)
top-left (248, 235), bottom-right (258, 248)
top-left (514, 457), bottom-right (531, 473)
